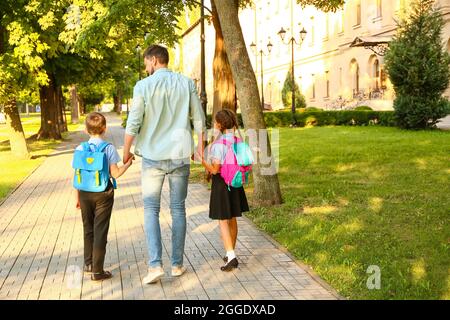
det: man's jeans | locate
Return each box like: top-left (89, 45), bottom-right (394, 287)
top-left (141, 158), bottom-right (190, 268)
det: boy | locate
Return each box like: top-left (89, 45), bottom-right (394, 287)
top-left (74, 112), bottom-right (133, 281)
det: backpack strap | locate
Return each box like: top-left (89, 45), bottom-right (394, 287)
top-left (97, 141), bottom-right (111, 153)
top-left (218, 135), bottom-right (239, 146)
top-left (96, 141), bottom-right (117, 189)
top-left (81, 142), bottom-right (91, 152)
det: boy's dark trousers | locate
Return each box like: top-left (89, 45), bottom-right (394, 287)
top-left (79, 183), bottom-right (114, 273)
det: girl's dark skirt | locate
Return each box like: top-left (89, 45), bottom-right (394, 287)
top-left (209, 173), bottom-right (249, 220)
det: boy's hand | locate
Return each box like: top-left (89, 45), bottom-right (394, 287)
top-left (75, 190), bottom-right (81, 210)
top-left (125, 157), bottom-right (133, 167)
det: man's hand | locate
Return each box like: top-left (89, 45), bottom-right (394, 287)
top-left (123, 133), bottom-right (136, 165)
top-left (192, 140), bottom-right (205, 163)
top-left (123, 151), bottom-right (135, 165)
top-left (193, 150), bottom-right (203, 162)
top-left (124, 156), bottom-right (133, 168)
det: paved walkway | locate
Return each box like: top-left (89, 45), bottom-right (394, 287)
top-left (0, 113), bottom-right (338, 300)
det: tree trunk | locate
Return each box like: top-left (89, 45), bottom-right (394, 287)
top-left (70, 85), bottom-right (80, 123)
top-left (37, 73), bottom-right (62, 140)
top-left (61, 89), bottom-right (68, 132)
top-left (213, 0), bottom-right (283, 206)
top-left (211, 0), bottom-right (237, 119)
top-left (113, 88), bottom-right (122, 114)
top-left (4, 98), bottom-right (30, 159)
top-left (55, 85), bottom-right (67, 132)
top-left (113, 93), bottom-right (119, 113)
top-left (78, 95), bottom-right (86, 114)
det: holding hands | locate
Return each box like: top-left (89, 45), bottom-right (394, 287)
top-left (123, 151), bottom-right (135, 165)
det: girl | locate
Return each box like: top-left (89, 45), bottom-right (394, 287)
top-left (198, 109), bottom-right (249, 271)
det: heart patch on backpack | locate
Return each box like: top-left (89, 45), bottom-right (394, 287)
top-left (86, 157), bottom-right (94, 164)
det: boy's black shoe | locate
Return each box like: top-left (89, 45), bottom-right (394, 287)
top-left (220, 258), bottom-right (239, 272)
top-left (91, 271), bottom-right (112, 281)
top-left (84, 264), bottom-right (93, 274)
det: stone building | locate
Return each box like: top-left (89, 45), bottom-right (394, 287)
top-left (175, 0), bottom-right (450, 113)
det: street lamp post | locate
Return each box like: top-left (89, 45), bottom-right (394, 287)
top-left (277, 26), bottom-right (307, 127)
top-left (250, 40), bottom-right (273, 111)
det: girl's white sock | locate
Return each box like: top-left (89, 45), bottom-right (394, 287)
top-left (226, 250), bottom-right (236, 261)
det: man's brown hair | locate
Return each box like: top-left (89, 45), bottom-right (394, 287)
top-left (143, 44), bottom-right (169, 65)
top-left (85, 112), bottom-right (106, 135)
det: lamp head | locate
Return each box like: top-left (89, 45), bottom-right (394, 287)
top-left (277, 27), bottom-right (286, 42)
top-left (267, 40), bottom-right (273, 53)
top-left (250, 41), bottom-right (257, 55)
top-left (300, 27), bottom-right (307, 42)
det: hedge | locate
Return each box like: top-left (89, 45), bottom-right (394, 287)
top-left (206, 110), bottom-right (396, 128)
top-left (122, 110), bottom-right (396, 128)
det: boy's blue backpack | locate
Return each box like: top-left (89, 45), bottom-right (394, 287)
top-left (72, 141), bottom-right (116, 192)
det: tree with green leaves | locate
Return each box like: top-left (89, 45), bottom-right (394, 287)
top-left (282, 68), bottom-right (306, 110)
top-left (385, 0), bottom-right (450, 129)
top-left (0, 0), bottom-right (51, 158)
top-left (297, 0), bottom-right (344, 12)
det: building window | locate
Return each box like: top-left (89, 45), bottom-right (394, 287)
top-left (355, 0), bottom-right (361, 26)
top-left (325, 71), bottom-right (330, 98)
top-left (369, 56), bottom-right (381, 90)
top-left (310, 16), bottom-right (315, 46)
top-left (350, 59), bottom-right (360, 97)
top-left (311, 74), bottom-right (316, 100)
top-left (376, 0), bottom-right (382, 17)
top-left (339, 67), bottom-right (343, 90)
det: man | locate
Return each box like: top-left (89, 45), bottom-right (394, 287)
top-left (123, 44), bottom-right (205, 284)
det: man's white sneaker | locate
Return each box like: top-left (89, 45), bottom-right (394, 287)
top-left (142, 267), bottom-right (165, 284)
top-left (171, 266), bottom-right (187, 277)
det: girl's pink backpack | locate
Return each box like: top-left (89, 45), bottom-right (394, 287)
top-left (215, 135), bottom-right (253, 190)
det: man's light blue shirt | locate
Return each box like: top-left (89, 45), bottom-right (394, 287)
top-left (125, 68), bottom-right (206, 161)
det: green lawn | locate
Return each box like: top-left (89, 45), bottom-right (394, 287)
top-left (239, 126), bottom-right (450, 299)
top-left (0, 113), bottom-right (84, 201)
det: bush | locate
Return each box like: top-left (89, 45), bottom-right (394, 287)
top-left (236, 110), bottom-right (396, 128)
top-left (385, 0), bottom-right (450, 129)
top-left (354, 106), bottom-right (373, 111)
top-left (304, 107), bottom-right (323, 112)
top-left (124, 110), bottom-right (396, 129)
top-left (393, 95), bottom-right (450, 129)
